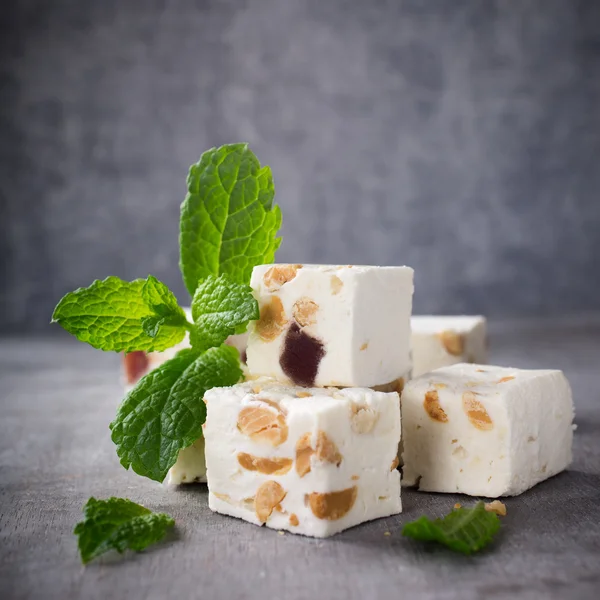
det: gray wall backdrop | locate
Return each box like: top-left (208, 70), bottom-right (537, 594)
top-left (1, 0), bottom-right (600, 333)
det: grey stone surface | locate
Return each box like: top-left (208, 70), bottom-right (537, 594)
top-left (1, 320), bottom-right (599, 600)
top-left (1, 0), bottom-right (600, 333)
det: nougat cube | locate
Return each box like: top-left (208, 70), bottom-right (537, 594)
top-left (166, 439), bottom-right (206, 484)
top-left (401, 363), bottom-right (574, 497)
top-left (246, 264), bottom-right (414, 388)
top-left (204, 379), bottom-right (402, 537)
top-left (411, 316), bottom-right (487, 377)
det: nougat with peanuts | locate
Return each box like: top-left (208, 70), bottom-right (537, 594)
top-left (410, 315), bottom-right (487, 377)
top-left (204, 378), bottom-right (402, 537)
top-left (247, 264), bottom-right (413, 388)
top-left (401, 363), bottom-right (574, 497)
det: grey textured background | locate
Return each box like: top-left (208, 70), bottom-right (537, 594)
top-left (1, 0), bottom-right (600, 333)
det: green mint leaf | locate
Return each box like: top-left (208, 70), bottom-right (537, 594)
top-left (51, 276), bottom-right (186, 352)
top-left (141, 315), bottom-right (187, 339)
top-left (142, 275), bottom-right (187, 321)
top-left (140, 276), bottom-right (188, 338)
top-left (110, 345), bottom-right (242, 482)
top-left (190, 274), bottom-right (258, 351)
top-left (74, 497), bottom-right (174, 564)
top-left (402, 501), bottom-right (501, 555)
top-left (179, 143), bottom-right (282, 295)
top-left (141, 315), bottom-right (165, 338)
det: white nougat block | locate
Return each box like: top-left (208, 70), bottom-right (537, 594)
top-left (401, 363), bottom-right (574, 497)
top-left (411, 316), bottom-right (487, 377)
top-left (204, 379), bottom-right (402, 537)
top-left (247, 264), bottom-right (414, 388)
top-left (166, 439), bottom-right (206, 484)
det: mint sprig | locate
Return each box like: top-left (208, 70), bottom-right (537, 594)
top-left (51, 276), bottom-right (187, 353)
top-left (51, 143), bottom-right (281, 487)
top-left (402, 501), bottom-right (501, 555)
top-left (110, 345), bottom-right (242, 482)
top-left (74, 497), bottom-right (174, 564)
top-left (179, 143), bottom-right (282, 295)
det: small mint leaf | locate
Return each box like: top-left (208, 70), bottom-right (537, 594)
top-left (142, 315), bottom-right (188, 339)
top-left (142, 275), bottom-right (186, 320)
top-left (110, 345), bottom-right (242, 482)
top-left (190, 274), bottom-right (258, 352)
top-left (51, 276), bottom-right (185, 352)
top-left (179, 143), bottom-right (282, 295)
top-left (74, 497), bottom-right (174, 564)
top-left (141, 315), bottom-right (164, 338)
top-left (402, 501), bottom-right (501, 555)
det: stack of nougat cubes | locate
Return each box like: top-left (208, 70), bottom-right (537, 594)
top-left (203, 264), bottom-right (414, 537)
top-left (122, 263), bottom-right (575, 536)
